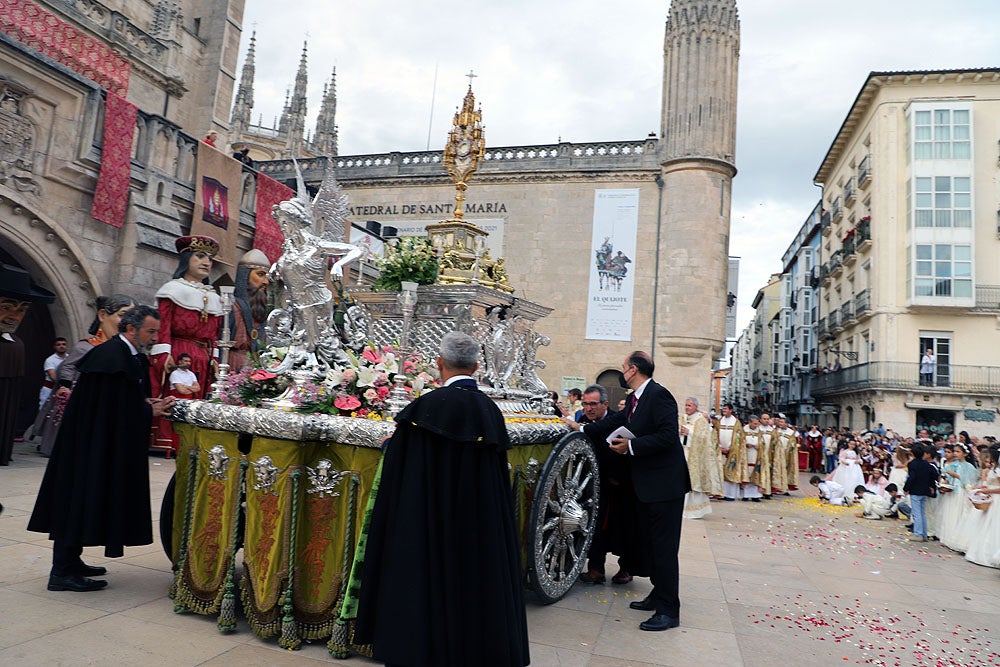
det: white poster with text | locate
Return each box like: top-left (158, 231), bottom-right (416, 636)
top-left (586, 189), bottom-right (638, 341)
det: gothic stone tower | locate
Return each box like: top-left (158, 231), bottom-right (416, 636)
top-left (656, 0), bottom-right (739, 402)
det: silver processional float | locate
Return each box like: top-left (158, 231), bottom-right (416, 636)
top-left (163, 86), bottom-right (600, 658)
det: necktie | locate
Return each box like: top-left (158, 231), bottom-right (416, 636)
top-left (628, 394), bottom-right (637, 419)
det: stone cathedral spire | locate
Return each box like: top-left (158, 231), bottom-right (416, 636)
top-left (277, 42), bottom-right (308, 156)
top-left (654, 0), bottom-right (740, 403)
top-left (312, 67), bottom-right (338, 156)
top-left (230, 30), bottom-right (256, 137)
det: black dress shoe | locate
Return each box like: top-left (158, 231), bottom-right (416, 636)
top-left (578, 570), bottom-right (606, 584)
top-left (75, 562), bottom-right (108, 577)
top-left (48, 574), bottom-right (108, 592)
top-left (640, 613), bottom-right (680, 631)
top-left (629, 596), bottom-right (656, 611)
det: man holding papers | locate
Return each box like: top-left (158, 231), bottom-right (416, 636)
top-left (564, 351), bottom-right (690, 631)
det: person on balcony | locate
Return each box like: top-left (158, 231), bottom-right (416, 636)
top-left (920, 348), bottom-right (935, 386)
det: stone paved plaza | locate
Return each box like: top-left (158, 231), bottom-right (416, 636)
top-left (1, 441), bottom-right (998, 667)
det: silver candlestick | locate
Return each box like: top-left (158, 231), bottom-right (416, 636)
top-left (210, 285), bottom-right (236, 399)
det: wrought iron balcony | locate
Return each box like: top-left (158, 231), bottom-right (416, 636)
top-left (856, 217), bottom-right (872, 252)
top-left (812, 361), bottom-right (1000, 395)
top-left (830, 197), bottom-right (843, 222)
top-left (844, 177), bottom-right (856, 204)
top-left (858, 154), bottom-right (871, 188)
top-left (817, 317), bottom-right (829, 339)
top-left (840, 300), bottom-right (854, 324)
top-left (854, 289), bottom-right (871, 318)
top-left (828, 309), bottom-right (841, 331)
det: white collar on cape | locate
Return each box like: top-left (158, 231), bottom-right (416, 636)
top-left (155, 278), bottom-right (223, 315)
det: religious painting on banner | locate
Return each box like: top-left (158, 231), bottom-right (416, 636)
top-left (201, 177), bottom-right (229, 229)
top-left (586, 189), bottom-right (638, 341)
top-left (192, 146), bottom-right (243, 273)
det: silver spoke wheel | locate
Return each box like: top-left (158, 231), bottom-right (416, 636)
top-left (527, 431), bottom-right (600, 603)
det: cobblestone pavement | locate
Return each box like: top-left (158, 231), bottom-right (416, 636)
top-left (1, 440), bottom-right (997, 666)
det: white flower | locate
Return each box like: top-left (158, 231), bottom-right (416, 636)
top-left (356, 366), bottom-right (377, 387)
top-left (326, 368), bottom-right (344, 387)
top-left (411, 375), bottom-right (425, 392)
top-left (376, 352), bottom-right (398, 374)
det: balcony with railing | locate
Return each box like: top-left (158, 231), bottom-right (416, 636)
top-left (842, 233), bottom-right (857, 265)
top-left (820, 262), bottom-right (832, 287)
top-left (840, 300), bottom-right (855, 325)
top-left (812, 361), bottom-right (1000, 396)
top-left (830, 197), bottom-right (843, 222)
top-left (854, 289), bottom-right (872, 319)
top-left (828, 309), bottom-right (842, 332)
top-left (858, 154), bottom-right (871, 188)
top-left (856, 216), bottom-right (872, 252)
top-left (972, 285), bottom-right (1000, 312)
top-left (829, 249), bottom-right (844, 278)
top-left (844, 177), bottom-right (856, 204)
top-left (817, 317), bottom-right (829, 339)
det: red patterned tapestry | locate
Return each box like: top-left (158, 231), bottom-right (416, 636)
top-left (253, 174), bottom-right (291, 264)
top-left (0, 0), bottom-right (131, 96)
top-left (90, 92), bottom-right (137, 228)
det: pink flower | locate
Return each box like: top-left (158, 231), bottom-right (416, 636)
top-left (375, 372), bottom-right (389, 386)
top-left (381, 345), bottom-right (394, 354)
top-left (250, 370), bottom-right (276, 382)
top-left (342, 368), bottom-right (357, 383)
top-left (362, 347), bottom-right (382, 364)
top-left (376, 385), bottom-right (390, 400)
top-left (364, 388), bottom-right (379, 402)
top-left (334, 395), bottom-right (361, 411)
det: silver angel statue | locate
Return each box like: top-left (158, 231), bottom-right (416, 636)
top-left (268, 160), bottom-right (362, 371)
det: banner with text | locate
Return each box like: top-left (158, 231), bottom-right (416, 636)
top-left (586, 189), bottom-right (638, 341)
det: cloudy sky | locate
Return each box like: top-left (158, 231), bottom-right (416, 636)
top-left (239, 0), bottom-right (999, 331)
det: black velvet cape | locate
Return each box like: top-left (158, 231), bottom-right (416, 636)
top-left (28, 336), bottom-right (154, 557)
top-left (353, 381), bottom-right (530, 667)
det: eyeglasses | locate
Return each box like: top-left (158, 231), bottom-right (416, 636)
top-left (581, 401), bottom-right (603, 407)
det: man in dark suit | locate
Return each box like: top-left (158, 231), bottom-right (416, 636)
top-left (29, 305), bottom-right (174, 592)
top-left (566, 350), bottom-right (690, 631)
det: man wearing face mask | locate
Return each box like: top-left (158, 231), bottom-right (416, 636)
top-left (565, 351), bottom-right (690, 632)
top-left (0, 264), bottom-right (56, 466)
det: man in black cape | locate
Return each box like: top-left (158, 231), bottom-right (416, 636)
top-left (28, 305), bottom-right (174, 592)
top-left (354, 331), bottom-right (529, 667)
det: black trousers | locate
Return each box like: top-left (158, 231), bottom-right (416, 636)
top-left (640, 496), bottom-right (684, 617)
top-left (52, 540), bottom-right (83, 576)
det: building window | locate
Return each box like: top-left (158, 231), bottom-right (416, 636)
top-left (913, 176), bottom-right (971, 228)
top-left (913, 244), bottom-right (972, 298)
top-left (913, 109), bottom-right (970, 159)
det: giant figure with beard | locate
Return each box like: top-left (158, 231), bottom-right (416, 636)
top-left (354, 331), bottom-right (529, 667)
top-left (229, 249), bottom-right (270, 371)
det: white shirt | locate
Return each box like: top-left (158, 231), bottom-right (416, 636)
top-left (443, 374), bottom-right (475, 387)
top-left (43, 352), bottom-right (65, 379)
top-left (170, 368), bottom-right (198, 389)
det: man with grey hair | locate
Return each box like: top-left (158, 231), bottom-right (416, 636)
top-left (29, 304), bottom-right (174, 592)
top-left (354, 331), bottom-right (529, 666)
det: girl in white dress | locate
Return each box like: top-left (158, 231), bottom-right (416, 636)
top-left (938, 444), bottom-right (979, 550)
top-left (887, 448), bottom-right (910, 493)
top-left (963, 446), bottom-right (1000, 567)
top-left (828, 441), bottom-right (865, 495)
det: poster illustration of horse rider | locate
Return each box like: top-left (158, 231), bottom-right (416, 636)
top-left (595, 237), bottom-right (632, 292)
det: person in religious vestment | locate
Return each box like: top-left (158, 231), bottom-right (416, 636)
top-left (680, 397), bottom-right (721, 518)
top-left (229, 249), bottom-right (270, 372)
top-left (716, 404), bottom-right (748, 501)
top-left (755, 413), bottom-right (774, 499)
top-left (0, 264), bottom-right (56, 466)
top-left (770, 416), bottom-right (796, 495)
top-left (353, 332), bottom-right (529, 666)
top-left (568, 351), bottom-right (690, 632)
top-left (786, 419), bottom-right (801, 490)
top-left (742, 415), bottom-right (764, 501)
top-left (28, 306), bottom-right (174, 592)
top-left (33, 294), bottom-right (135, 457)
top-left (149, 236), bottom-right (222, 454)
top-left (805, 424), bottom-right (823, 472)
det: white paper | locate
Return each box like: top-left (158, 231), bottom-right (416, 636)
top-left (606, 426), bottom-right (636, 444)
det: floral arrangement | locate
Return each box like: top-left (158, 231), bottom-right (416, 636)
top-left (373, 237), bottom-right (440, 291)
top-left (213, 366), bottom-right (291, 407)
top-left (213, 344), bottom-right (440, 419)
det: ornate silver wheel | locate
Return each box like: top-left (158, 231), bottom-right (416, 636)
top-left (526, 431), bottom-right (600, 603)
